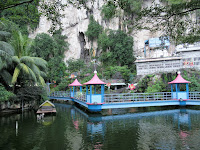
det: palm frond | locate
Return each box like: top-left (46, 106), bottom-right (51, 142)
top-left (20, 56), bottom-right (34, 64)
top-left (30, 64), bottom-right (40, 76)
top-left (40, 71), bottom-right (47, 78)
top-left (0, 41), bottom-right (14, 56)
top-left (38, 75), bottom-right (46, 86)
top-left (19, 63), bottom-right (31, 74)
top-left (26, 66), bottom-right (37, 83)
top-left (0, 57), bottom-right (10, 70)
top-left (11, 65), bottom-right (20, 84)
top-left (32, 57), bottom-right (47, 70)
top-left (19, 63), bottom-right (37, 82)
top-left (12, 56), bottom-right (20, 64)
top-left (11, 31), bottom-right (25, 58)
top-left (0, 31), bottom-right (11, 40)
top-left (0, 70), bottom-right (12, 85)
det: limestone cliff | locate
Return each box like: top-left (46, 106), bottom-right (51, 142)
top-left (29, 0), bottom-right (169, 63)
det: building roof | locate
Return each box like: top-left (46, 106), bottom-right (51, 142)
top-left (69, 79), bottom-right (82, 86)
top-left (39, 100), bottom-right (55, 108)
top-left (103, 79), bottom-right (126, 86)
top-left (135, 56), bottom-right (181, 63)
top-left (168, 72), bottom-right (191, 84)
top-left (84, 73), bottom-right (106, 85)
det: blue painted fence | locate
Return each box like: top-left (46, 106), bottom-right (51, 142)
top-left (49, 91), bottom-right (200, 111)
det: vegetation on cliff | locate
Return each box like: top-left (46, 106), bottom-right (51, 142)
top-left (30, 30), bottom-right (68, 82)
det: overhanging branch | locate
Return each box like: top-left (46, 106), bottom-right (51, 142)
top-left (0, 0), bottom-right (34, 11)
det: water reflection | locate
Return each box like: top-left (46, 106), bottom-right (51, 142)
top-left (1, 104), bottom-right (200, 150)
top-left (68, 106), bottom-right (200, 150)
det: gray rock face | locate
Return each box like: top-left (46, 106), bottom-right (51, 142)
top-left (29, 0), bottom-right (165, 63)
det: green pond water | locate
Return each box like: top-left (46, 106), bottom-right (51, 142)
top-left (1, 104), bottom-right (200, 150)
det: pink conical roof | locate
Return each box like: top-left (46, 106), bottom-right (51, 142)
top-left (84, 73), bottom-right (106, 85)
top-left (168, 73), bottom-right (191, 84)
top-left (69, 79), bottom-right (83, 86)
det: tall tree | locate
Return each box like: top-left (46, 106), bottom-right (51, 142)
top-left (0, 33), bottom-right (14, 86)
top-left (30, 31), bottom-right (68, 82)
top-left (10, 31), bottom-right (47, 86)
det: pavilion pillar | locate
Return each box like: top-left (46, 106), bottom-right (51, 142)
top-left (186, 83), bottom-right (189, 99)
top-left (73, 86), bottom-right (75, 97)
top-left (90, 85), bottom-right (92, 103)
top-left (101, 84), bottom-right (104, 103)
top-left (80, 86), bottom-right (82, 92)
top-left (175, 84), bottom-right (178, 99)
top-left (70, 87), bottom-right (72, 97)
top-left (86, 85), bottom-right (88, 102)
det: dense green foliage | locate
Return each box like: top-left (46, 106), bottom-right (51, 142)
top-left (181, 70), bottom-right (200, 91)
top-left (66, 59), bottom-right (85, 73)
top-left (101, 1), bottom-right (117, 20)
top-left (0, 19), bottom-right (20, 37)
top-left (85, 16), bottom-right (103, 41)
top-left (99, 30), bottom-right (135, 68)
top-left (0, 21), bottom-right (48, 106)
top-left (11, 31), bottom-right (47, 86)
top-left (103, 66), bottom-right (131, 82)
top-left (16, 86), bottom-right (47, 102)
top-left (117, 0), bottom-right (142, 15)
top-left (0, 83), bottom-right (15, 101)
top-left (1, 0), bottom-right (40, 34)
top-left (31, 31), bottom-right (68, 82)
top-left (0, 1), bottom-right (68, 108)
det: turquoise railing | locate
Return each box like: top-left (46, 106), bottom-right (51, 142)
top-left (104, 92), bottom-right (172, 103)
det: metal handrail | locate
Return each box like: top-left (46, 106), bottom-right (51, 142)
top-left (49, 91), bottom-right (200, 103)
top-left (50, 91), bottom-right (70, 97)
top-left (74, 93), bottom-right (86, 102)
top-left (189, 92), bottom-right (200, 100)
top-left (104, 92), bottom-right (172, 103)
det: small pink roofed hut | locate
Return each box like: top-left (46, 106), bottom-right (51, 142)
top-left (168, 72), bottom-right (190, 100)
top-left (69, 79), bottom-right (83, 98)
top-left (83, 71), bottom-right (106, 104)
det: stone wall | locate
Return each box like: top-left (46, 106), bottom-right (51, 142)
top-left (136, 45), bottom-right (200, 76)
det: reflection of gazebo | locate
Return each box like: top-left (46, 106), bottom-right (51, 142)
top-left (69, 79), bottom-right (83, 98)
top-left (168, 72), bottom-right (190, 100)
top-left (83, 71), bottom-right (106, 104)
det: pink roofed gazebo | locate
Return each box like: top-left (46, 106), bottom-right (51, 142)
top-left (168, 72), bottom-right (190, 101)
top-left (69, 79), bottom-right (83, 98)
top-left (168, 73), bottom-right (191, 84)
top-left (69, 79), bottom-right (83, 86)
top-left (84, 73), bottom-right (106, 85)
top-left (83, 71), bottom-right (106, 105)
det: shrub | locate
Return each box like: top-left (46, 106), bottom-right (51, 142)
top-left (0, 84), bottom-right (15, 102)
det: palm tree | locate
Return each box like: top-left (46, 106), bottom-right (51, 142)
top-left (11, 31), bottom-right (47, 86)
top-left (0, 31), bottom-right (14, 86)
